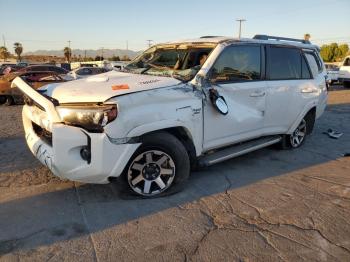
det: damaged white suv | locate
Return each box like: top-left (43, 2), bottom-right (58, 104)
top-left (13, 35), bottom-right (328, 197)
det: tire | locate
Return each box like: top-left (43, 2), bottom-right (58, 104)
top-left (4, 96), bottom-right (14, 106)
top-left (0, 96), bottom-right (6, 105)
top-left (280, 112), bottom-right (314, 149)
top-left (344, 81), bottom-right (350, 88)
top-left (119, 132), bottom-right (190, 198)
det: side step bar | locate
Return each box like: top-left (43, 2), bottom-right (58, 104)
top-left (199, 135), bottom-right (282, 167)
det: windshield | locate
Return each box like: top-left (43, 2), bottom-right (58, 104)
top-left (124, 43), bottom-right (215, 81)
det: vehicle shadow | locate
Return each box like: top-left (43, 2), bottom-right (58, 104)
top-left (0, 103), bottom-right (349, 255)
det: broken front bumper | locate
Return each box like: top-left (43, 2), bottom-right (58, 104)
top-left (13, 77), bottom-right (140, 184)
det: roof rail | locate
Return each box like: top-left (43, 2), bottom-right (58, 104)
top-left (253, 34), bottom-right (311, 44)
top-left (200, 36), bottom-right (222, 38)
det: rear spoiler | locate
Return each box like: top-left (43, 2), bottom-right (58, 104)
top-left (11, 77), bottom-right (61, 122)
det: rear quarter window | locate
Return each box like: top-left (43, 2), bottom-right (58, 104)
top-left (304, 53), bottom-right (321, 78)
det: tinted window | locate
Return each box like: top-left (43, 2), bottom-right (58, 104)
top-left (305, 53), bottom-right (320, 78)
top-left (211, 45), bottom-right (261, 82)
top-left (301, 55), bottom-right (311, 79)
top-left (49, 66), bottom-right (67, 74)
top-left (269, 47), bottom-right (301, 80)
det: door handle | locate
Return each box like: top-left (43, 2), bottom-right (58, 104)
top-left (301, 87), bottom-right (318, 93)
top-left (250, 91), bottom-right (266, 97)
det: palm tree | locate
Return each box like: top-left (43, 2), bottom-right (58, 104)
top-left (13, 42), bottom-right (23, 62)
top-left (63, 47), bottom-right (72, 63)
top-left (0, 46), bottom-right (9, 62)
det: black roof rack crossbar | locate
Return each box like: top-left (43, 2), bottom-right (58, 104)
top-left (200, 36), bottom-right (223, 38)
top-left (253, 34), bottom-right (311, 44)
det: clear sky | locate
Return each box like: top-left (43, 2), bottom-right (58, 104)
top-left (0, 0), bottom-right (349, 52)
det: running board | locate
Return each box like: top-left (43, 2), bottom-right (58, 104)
top-left (199, 135), bottom-right (282, 167)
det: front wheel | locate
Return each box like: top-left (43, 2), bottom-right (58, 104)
top-left (122, 132), bottom-right (190, 197)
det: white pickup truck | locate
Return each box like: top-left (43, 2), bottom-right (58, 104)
top-left (339, 55), bottom-right (350, 88)
top-left (12, 35), bottom-right (328, 197)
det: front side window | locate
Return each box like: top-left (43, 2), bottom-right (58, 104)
top-left (269, 47), bottom-right (301, 80)
top-left (210, 45), bottom-right (261, 83)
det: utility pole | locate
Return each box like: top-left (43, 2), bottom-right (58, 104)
top-left (2, 35), bottom-right (5, 47)
top-left (236, 19), bottom-right (246, 39)
top-left (68, 40), bottom-right (71, 49)
top-left (126, 40), bottom-right (128, 51)
top-left (84, 50), bottom-right (87, 61)
top-left (101, 47), bottom-right (104, 61)
top-left (146, 40), bottom-right (153, 47)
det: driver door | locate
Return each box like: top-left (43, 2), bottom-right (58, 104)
top-left (203, 44), bottom-right (267, 151)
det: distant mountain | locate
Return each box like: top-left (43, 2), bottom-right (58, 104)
top-left (24, 48), bottom-right (141, 59)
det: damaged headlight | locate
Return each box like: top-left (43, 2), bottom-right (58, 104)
top-left (56, 104), bottom-right (118, 132)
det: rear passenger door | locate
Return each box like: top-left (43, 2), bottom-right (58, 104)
top-left (264, 46), bottom-right (315, 134)
top-left (203, 44), bottom-right (267, 150)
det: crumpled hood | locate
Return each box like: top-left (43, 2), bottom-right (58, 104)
top-left (44, 71), bottom-right (181, 103)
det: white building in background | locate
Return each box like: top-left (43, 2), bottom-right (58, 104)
top-left (70, 60), bottom-right (128, 70)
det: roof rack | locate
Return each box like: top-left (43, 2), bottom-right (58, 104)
top-left (200, 36), bottom-right (223, 38)
top-left (253, 34), bottom-right (311, 44)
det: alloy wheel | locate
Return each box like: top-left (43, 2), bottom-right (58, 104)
top-left (127, 150), bottom-right (176, 196)
top-left (290, 119), bottom-right (307, 148)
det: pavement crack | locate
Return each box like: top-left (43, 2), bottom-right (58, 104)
top-left (305, 175), bottom-right (350, 188)
top-left (227, 194), bottom-right (349, 260)
top-left (74, 182), bottom-right (99, 262)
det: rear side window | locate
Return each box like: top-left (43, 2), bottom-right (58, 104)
top-left (211, 45), bottom-right (261, 83)
top-left (301, 56), bottom-right (311, 79)
top-left (268, 47), bottom-right (301, 80)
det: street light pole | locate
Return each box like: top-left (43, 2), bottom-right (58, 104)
top-left (236, 19), bottom-right (246, 39)
top-left (146, 40), bottom-right (153, 47)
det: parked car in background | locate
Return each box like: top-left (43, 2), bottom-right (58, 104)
top-left (0, 64), bottom-right (23, 75)
top-left (67, 66), bottom-right (110, 79)
top-left (325, 64), bottom-right (339, 85)
top-left (339, 56), bottom-right (350, 88)
top-left (17, 61), bottom-right (29, 67)
top-left (18, 65), bottom-right (69, 75)
top-left (109, 61), bottom-right (128, 71)
top-left (0, 71), bottom-right (68, 105)
top-left (13, 34), bottom-right (328, 197)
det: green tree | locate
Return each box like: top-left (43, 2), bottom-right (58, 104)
top-left (320, 43), bottom-right (349, 62)
top-left (63, 47), bottom-right (72, 62)
top-left (121, 55), bottom-right (130, 61)
top-left (13, 42), bottom-right (23, 61)
top-left (337, 44), bottom-right (349, 60)
top-left (0, 46), bottom-right (10, 62)
top-left (95, 56), bottom-right (104, 61)
top-left (109, 55), bottom-right (120, 61)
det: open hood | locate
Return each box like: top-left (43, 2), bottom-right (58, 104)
top-left (44, 71), bottom-right (182, 103)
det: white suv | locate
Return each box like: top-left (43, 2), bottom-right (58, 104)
top-left (13, 35), bottom-right (328, 197)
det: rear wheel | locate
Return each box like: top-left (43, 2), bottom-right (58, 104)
top-left (4, 96), bottom-right (14, 106)
top-left (121, 132), bottom-right (190, 197)
top-left (288, 119), bottom-right (307, 148)
top-left (0, 96), bottom-right (6, 105)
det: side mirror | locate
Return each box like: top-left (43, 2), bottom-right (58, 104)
top-left (209, 88), bottom-right (228, 115)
